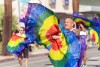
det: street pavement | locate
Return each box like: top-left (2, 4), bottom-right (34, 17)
top-left (0, 47), bottom-right (100, 67)
top-left (86, 47), bottom-right (100, 67)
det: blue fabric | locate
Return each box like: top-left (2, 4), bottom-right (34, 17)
top-left (65, 58), bottom-right (79, 67)
top-left (60, 26), bottom-right (81, 67)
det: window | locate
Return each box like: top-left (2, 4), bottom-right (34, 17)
top-left (51, 0), bottom-right (56, 4)
top-left (65, 0), bottom-right (69, 5)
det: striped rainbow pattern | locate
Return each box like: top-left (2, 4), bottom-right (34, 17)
top-left (89, 27), bottom-right (99, 44)
top-left (7, 34), bottom-right (26, 56)
top-left (20, 3), bottom-right (69, 67)
top-left (74, 12), bottom-right (100, 49)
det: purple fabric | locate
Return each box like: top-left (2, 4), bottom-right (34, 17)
top-left (78, 35), bottom-right (87, 67)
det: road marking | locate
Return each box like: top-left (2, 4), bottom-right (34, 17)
top-left (88, 57), bottom-right (100, 60)
top-left (87, 51), bottom-right (99, 54)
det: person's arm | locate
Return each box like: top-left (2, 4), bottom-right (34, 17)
top-left (80, 24), bottom-right (87, 31)
top-left (73, 28), bottom-right (80, 36)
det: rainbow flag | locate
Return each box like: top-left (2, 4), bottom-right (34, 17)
top-left (89, 27), bottom-right (100, 50)
top-left (7, 34), bottom-right (26, 56)
top-left (74, 13), bottom-right (100, 49)
top-left (89, 27), bottom-right (99, 44)
top-left (73, 13), bottom-right (100, 28)
top-left (73, 17), bottom-right (94, 28)
top-left (20, 3), bottom-right (69, 67)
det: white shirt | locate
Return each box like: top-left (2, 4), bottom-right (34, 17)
top-left (16, 33), bottom-right (26, 38)
top-left (80, 31), bottom-right (87, 35)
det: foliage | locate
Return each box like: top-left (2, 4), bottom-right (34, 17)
top-left (0, 5), bottom-right (18, 31)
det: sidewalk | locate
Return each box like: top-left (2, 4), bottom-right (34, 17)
top-left (0, 46), bottom-right (97, 63)
top-left (0, 49), bottom-right (49, 62)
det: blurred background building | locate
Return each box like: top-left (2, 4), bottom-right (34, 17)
top-left (0, 0), bottom-right (100, 32)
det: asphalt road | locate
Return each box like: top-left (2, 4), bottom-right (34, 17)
top-left (0, 47), bottom-right (100, 67)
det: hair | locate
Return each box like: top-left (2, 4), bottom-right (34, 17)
top-left (15, 30), bottom-right (19, 33)
top-left (20, 27), bottom-right (25, 31)
top-left (76, 21), bottom-right (85, 29)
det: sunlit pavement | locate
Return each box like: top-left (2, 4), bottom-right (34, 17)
top-left (0, 47), bottom-right (100, 67)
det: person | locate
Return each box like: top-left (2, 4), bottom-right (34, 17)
top-left (77, 23), bottom-right (88, 67)
top-left (16, 27), bottom-right (29, 67)
top-left (53, 18), bottom-right (81, 67)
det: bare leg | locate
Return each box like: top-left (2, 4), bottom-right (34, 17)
top-left (25, 58), bottom-right (28, 67)
top-left (83, 52), bottom-right (86, 65)
top-left (18, 58), bottom-right (23, 67)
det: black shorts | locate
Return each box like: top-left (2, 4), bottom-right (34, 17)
top-left (18, 47), bottom-right (29, 58)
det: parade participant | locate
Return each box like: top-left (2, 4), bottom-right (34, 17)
top-left (77, 23), bottom-right (88, 67)
top-left (17, 27), bottom-right (29, 67)
top-left (53, 18), bottom-right (81, 67)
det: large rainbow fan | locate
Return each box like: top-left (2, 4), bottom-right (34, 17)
top-left (89, 27), bottom-right (99, 44)
top-left (20, 3), bottom-right (81, 67)
top-left (73, 12), bottom-right (100, 49)
top-left (73, 13), bottom-right (100, 28)
top-left (20, 3), bottom-right (69, 67)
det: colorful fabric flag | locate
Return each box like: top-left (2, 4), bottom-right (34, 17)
top-left (20, 3), bottom-right (70, 67)
top-left (6, 34), bottom-right (26, 56)
top-left (73, 17), bottom-right (94, 28)
top-left (73, 12), bottom-right (100, 49)
top-left (73, 13), bottom-right (100, 28)
top-left (89, 27), bottom-right (99, 44)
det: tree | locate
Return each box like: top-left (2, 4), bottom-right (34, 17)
top-left (2, 0), bottom-right (12, 55)
top-left (73, 0), bottom-right (79, 13)
top-left (0, 6), bottom-right (18, 31)
top-left (0, 6), bottom-right (4, 30)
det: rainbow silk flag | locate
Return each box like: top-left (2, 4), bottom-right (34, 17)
top-left (73, 17), bottom-right (94, 27)
top-left (7, 34), bottom-right (26, 56)
top-left (73, 13), bottom-right (100, 28)
top-left (20, 3), bottom-right (69, 67)
top-left (89, 27), bottom-right (99, 44)
top-left (74, 13), bottom-right (100, 49)
top-left (89, 28), bottom-right (100, 50)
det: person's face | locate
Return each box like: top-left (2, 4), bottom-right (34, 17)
top-left (19, 28), bottom-right (24, 34)
top-left (64, 18), bottom-right (73, 30)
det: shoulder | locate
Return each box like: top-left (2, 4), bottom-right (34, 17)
top-left (72, 28), bottom-right (80, 36)
top-left (16, 33), bottom-right (26, 38)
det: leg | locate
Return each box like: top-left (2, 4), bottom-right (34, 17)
top-left (18, 52), bottom-right (23, 67)
top-left (18, 58), bottom-right (23, 67)
top-left (83, 52), bottom-right (86, 65)
top-left (25, 58), bottom-right (28, 67)
top-left (23, 47), bottom-right (29, 67)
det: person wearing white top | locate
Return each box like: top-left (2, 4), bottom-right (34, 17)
top-left (17, 27), bottom-right (28, 67)
top-left (78, 24), bottom-right (87, 67)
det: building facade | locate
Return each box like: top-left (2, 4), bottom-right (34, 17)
top-left (1, 0), bottom-right (100, 20)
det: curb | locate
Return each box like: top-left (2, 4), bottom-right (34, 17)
top-left (0, 53), bottom-right (48, 63)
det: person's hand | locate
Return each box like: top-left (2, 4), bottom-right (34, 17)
top-left (80, 24), bottom-right (87, 31)
top-left (52, 35), bottom-right (60, 39)
top-left (80, 24), bottom-right (84, 28)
